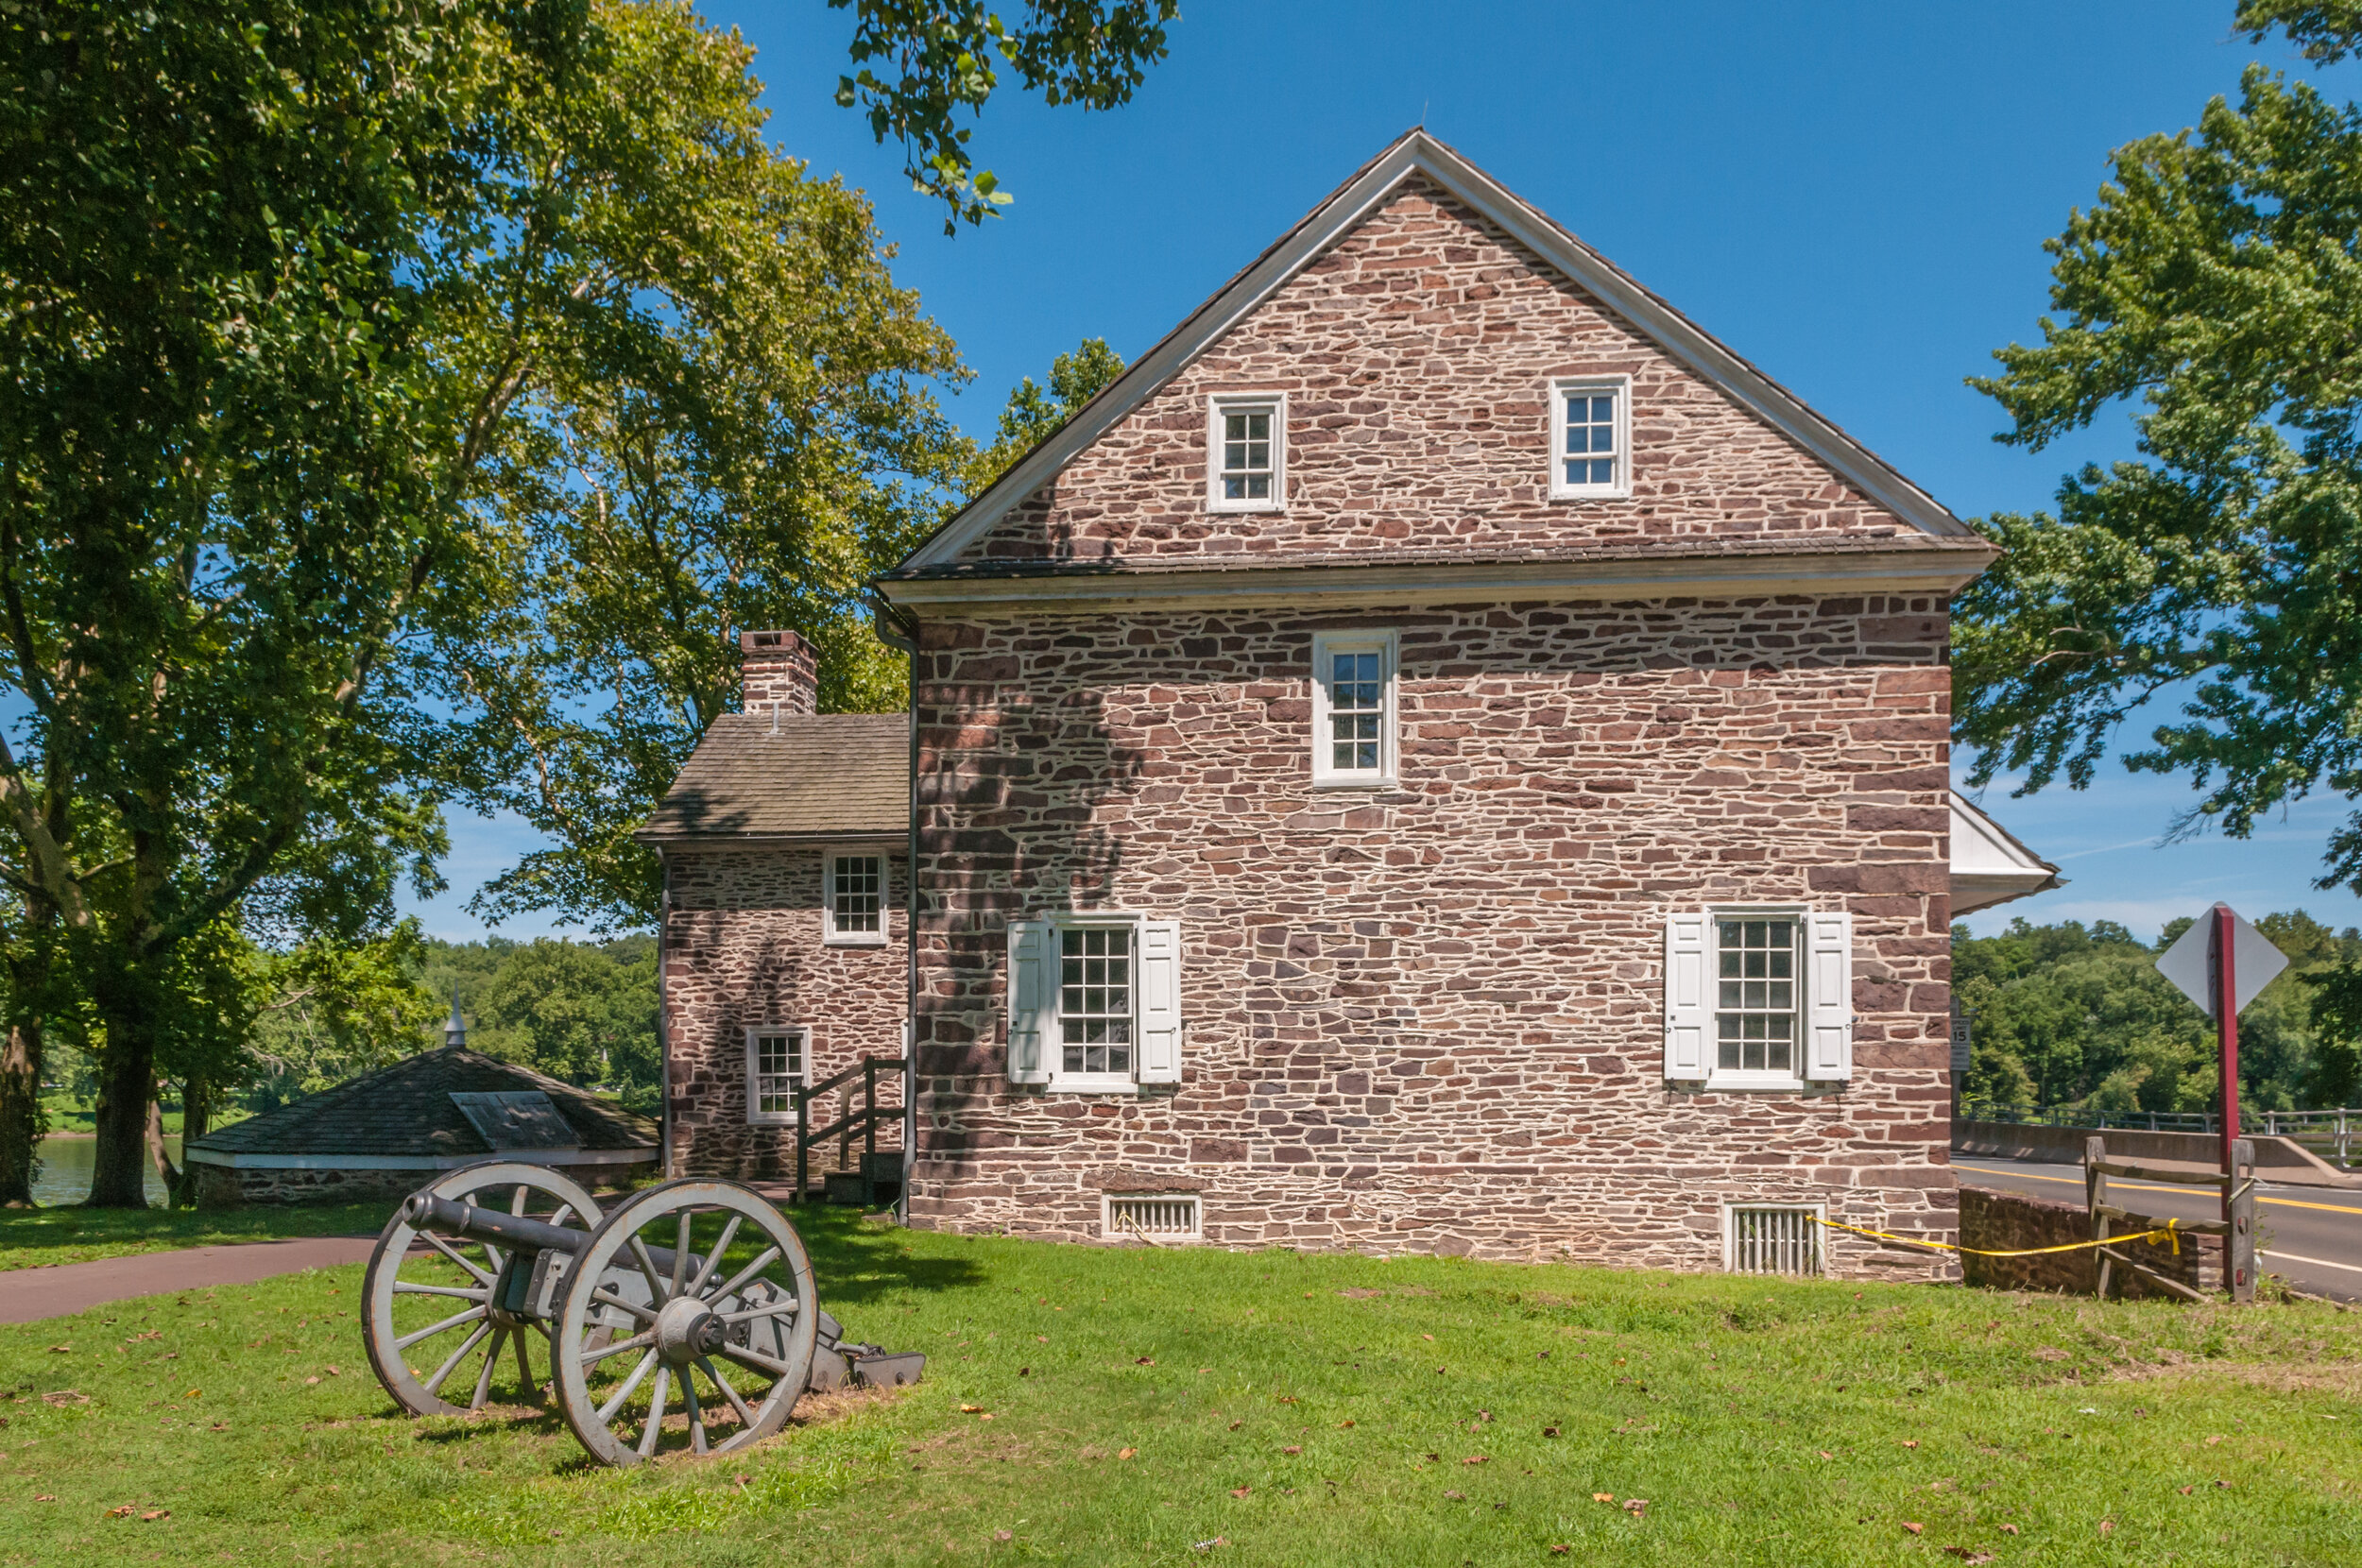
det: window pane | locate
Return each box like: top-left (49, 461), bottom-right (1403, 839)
top-left (1562, 388), bottom-right (1619, 487)
top-left (831, 855), bottom-right (881, 933)
top-left (1059, 928), bottom-right (1134, 1075)
top-left (1325, 647), bottom-right (1386, 773)
top-left (1218, 402), bottom-right (1276, 501)
top-left (1712, 918), bottom-right (1800, 1077)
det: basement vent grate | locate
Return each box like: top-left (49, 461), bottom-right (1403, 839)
top-left (1104, 1192), bottom-right (1202, 1243)
top-left (1725, 1205), bottom-right (1823, 1275)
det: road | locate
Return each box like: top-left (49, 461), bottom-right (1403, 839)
top-left (1955, 1159), bottom-right (2362, 1304)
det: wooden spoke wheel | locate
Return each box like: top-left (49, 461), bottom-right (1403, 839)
top-left (551, 1180), bottom-right (819, 1465)
top-left (361, 1160), bottom-right (603, 1418)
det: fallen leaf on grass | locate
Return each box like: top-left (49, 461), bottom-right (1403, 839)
top-left (960, 1405), bottom-right (985, 1413)
top-left (1900, 1440), bottom-right (1919, 1449)
top-left (1941, 1550), bottom-right (1993, 1564)
top-left (1593, 1492), bottom-right (1615, 1504)
top-left (45, 1345), bottom-right (67, 1355)
top-left (1999, 1523), bottom-right (2019, 1535)
top-left (141, 1510), bottom-right (168, 1522)
top-left (1228, 1422), bottom-right (1242, 1431)
top-left (2180, 1485), bottom-right (2194, 1494)
top-left (182, 1389), bottom-right (199, 1399)
top-left (1463, 1456), bottom-right (1488, 1465)
top-left (1902, 1522), bottom-right (1924, 1535)
top-left (2099, 1521), bottom-right (2114, 1537)
top-left (41, 1391), bottom-right (87, 1407)
top-left (1541, 1426), bottom-right (1560, 1439)
top-left (305, 1377), bottom-right (319, 1387)
top-left (1623, 1499), bottom-right (1649, 1518)
top-left (1229, 1487), bottom-right (1251, 1498)
top-left (1119, 1448), bottom-right (1138, 1460)
top-left (1818, 1451), bottom-right (1834, 1460)
top-left (1198, 1368), bottom-right (1213, 1374)
top-left (993, 1529), bottom-right (1013, 1542)
top-left (107, 1505), bottom-right (135, 1518)
top-left (1018, 1367), bottom-right (1031, 1377)
top-left (1136, 1357), bottom-right (1155, 1366)
top-left (1444, 1490), bottom-right (1464, 1500)
top-left (2204, 1434), bottom-right (2224, 1447)
top-left (1550, 1546), bottom-right (1573, 1556)
top-left (1190, 1539), bottom-right (1227, 1553)
top-left (1281, 1446), bottom-right (1301, 1456)
top-left (1422, 1334), bottom-right (1434, 1341)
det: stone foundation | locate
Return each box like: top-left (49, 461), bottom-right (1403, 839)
top-left (191, 1160), bottom-right (657, 1210)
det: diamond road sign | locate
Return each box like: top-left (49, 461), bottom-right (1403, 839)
top-left (2155, 904), bottom-right (2290, 1019)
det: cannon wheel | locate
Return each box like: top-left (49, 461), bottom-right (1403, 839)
top-left (551, 1180), bottom-right (819, 1464)
top-left (361, 1160), bottom-right (604, 1418)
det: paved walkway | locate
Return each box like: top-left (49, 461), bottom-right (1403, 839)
top-left (0, 1236), bottom-right (379, 1324)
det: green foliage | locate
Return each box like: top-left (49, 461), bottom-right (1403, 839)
top-left (1957, 12), bottom-right (2362, 894)
top-left (968, 334), bottom-right (1127, 489)
top-left (2238, 1), bottom-right (2362, 61)
top-left (2307, 957), bottom-right (2362, 1104)
top-left (470, 937), bottom-right (658, 1108)
top-left (450, 1), bottom-right (971, 932)
top-left (243, 925), bottom-right (443, 1111)
top-left (1955, 911), bottom-right (2362, 1113)
top-left (830, 1), bottom-right (1180, 230)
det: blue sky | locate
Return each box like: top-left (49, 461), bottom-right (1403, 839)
top-left (410, 0), bottom-right (2362, 946)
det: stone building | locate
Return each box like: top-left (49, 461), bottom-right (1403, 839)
top-left (642, 132), bottom-right (2061, 1276)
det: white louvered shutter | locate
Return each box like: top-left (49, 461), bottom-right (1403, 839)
top-left (1005, 920), bottom-right (1053, 1085)
top-left (1136, 919), bottom-right (1183, 1083)
top-left (1663, 912), bottom-right (1711, 1082)
top-left (1804, 910), bottom-right (1855, 1082)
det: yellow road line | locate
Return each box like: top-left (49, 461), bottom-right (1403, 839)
top-left (1955, 1163), bottom-right (2362, 1219)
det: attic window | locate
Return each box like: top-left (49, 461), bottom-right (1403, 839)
top-left (1208, 393), bottom-right (1284, 512)
top-left (1549, 376), bottom-right (1631, 499)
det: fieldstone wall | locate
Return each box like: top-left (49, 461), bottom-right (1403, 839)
top-left (663, 844), bottom-right (907, 1182)
top-left (1959, 1184), bottom-right (2216, 1299)
top-left (967, 172), bottom-right (1925, 567)
top-left (903, 592), bottom-right (1958, 1276)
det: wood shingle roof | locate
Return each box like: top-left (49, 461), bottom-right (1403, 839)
top-left (637, 711), bottom-right (905, 843)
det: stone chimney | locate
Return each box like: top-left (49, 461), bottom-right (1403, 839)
top-left (739, 628), bottom-right (818, 718)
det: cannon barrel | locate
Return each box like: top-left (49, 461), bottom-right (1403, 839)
top-left (401, 1192), bottom-right (686, 1275)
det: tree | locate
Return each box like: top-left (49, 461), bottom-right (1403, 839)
top-left (969, 335), bottom-right (1127, 486)
top-left (472, 937), bottom-right (658, 1106)
top-left (1956, 4), bottom-right (2362, 894)
top-left (0, 0), bottom-right (1177, 1204)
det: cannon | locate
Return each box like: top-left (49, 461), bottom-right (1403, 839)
top-left (360, 1162), bottom-right (922, 1464)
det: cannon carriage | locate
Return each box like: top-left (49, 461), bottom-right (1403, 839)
top-left (360, 1161), bottom-right (920, 1465)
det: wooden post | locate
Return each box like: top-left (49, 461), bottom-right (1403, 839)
top-left (795, 1082), bottom-right (809, 1205)
top-left (2229, 1136), bottom-right (2256, 1304)
top-left (2215, 904), bottom-right (2241, 1231)
top-left (864, 1057), bottom-right (880, 1162)
top-left (2085, 1134), bottom-right (2112, 1299)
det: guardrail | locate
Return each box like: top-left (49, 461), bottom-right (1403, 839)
top-left (1966, 1102), bottom-right (2356, 1168)
top-left (793, 1055), bottom-right (907, 1203)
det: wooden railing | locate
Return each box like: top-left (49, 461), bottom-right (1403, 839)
top-left (2084, 1134), bottom-right (2256, 1304)
top-left (793, 1055), bottom-right (906, 1204)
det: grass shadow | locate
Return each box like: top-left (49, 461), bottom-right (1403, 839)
top-left (789, 1205), bottom-right (987, 1309)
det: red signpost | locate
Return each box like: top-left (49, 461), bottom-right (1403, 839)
top-left (2214, 904), bottom-right (2239, 1233)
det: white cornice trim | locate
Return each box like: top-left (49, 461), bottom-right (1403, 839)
top-left (897, 130), bottom-right (1970, 575)
top-left (878, 546), bottom-right (1990, 617)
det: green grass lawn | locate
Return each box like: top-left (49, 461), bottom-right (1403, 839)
top-left (0, 1201), bottom-right (396, 1272)
top-left (0, 1208), bottom-right (2354, 1566)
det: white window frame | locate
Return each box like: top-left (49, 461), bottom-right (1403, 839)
top-left (822, 847), bottom-right (889, 947)
top-left (745, 1025), bottom-right (811, 1126)
top-left (1207, 392), bottom-right (1286, 514)
top-left (1309, 628), bottom-right (1398, 789)
top-left (1048, 915), bottom-right (1143, 1095)
top-left (1549, 375), bottom-right (1632, 500)
top-left (1707, 908), bottom-right (1808, 1091)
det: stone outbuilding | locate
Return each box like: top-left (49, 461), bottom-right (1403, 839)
top-left (184, 1047), bottom-right (659, 1207)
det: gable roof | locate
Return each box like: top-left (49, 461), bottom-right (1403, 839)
top-left (186, 1047), bottom-right (658, 1160)
top-left (637, 710), bottom-right (905, 843)
top-left (892, 129), bottom-right (1976, 579)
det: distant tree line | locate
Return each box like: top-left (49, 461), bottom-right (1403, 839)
top-left (1958, 912), bottom-right (2362, 1116)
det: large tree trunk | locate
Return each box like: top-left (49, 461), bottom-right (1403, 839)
top-left (89, 1018), bottom-right (156, 1209)
top-left (0, 1018), bottom-right (42, 1207)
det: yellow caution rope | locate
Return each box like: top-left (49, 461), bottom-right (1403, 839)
top-left (1814, 1215), bottom-right (2182, 1258)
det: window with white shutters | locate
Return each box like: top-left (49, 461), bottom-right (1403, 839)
top-left (1005, 914), bottom-right (1183, 1091)
top-left (1663, 908), bottom-right (1851, 1090)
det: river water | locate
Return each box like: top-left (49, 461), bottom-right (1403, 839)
top-left (31, 1134), bottom-right (179, 1206)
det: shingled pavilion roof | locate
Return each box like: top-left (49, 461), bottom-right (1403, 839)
top-left (184, 1047), bottom-right (658, 1171)
top-left (637, 711), bottom-right (905, 843)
